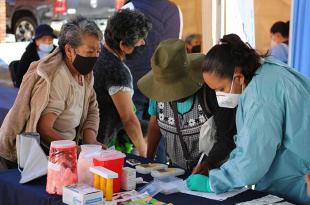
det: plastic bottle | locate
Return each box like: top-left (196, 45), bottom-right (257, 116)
top-left (46, 140), bottom-right (77, 195)
top-left (77, 144), bottom-right (102, 185)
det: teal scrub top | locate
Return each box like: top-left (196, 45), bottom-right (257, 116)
top-left (209, 57), bottom-right (310, 205)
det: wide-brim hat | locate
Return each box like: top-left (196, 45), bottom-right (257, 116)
top-left (138, 39), bottom-right (204, 102)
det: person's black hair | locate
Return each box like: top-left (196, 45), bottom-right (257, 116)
top-left (185, 33), bottom-right (202, 45)
top-left (202, 34), bottom-right (267, 83)
top-left (270, 21), bottom-right (290, 38)
top-left (104, 9), bottom-right (152, 52)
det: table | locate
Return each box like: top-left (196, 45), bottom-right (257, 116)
top-left (0, 85), bottom-right (18, 126)
top-left (0, 154), bottom-right (284, 205)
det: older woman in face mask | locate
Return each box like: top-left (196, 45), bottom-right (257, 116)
top-left (16, 24), bottom-right (57, 87)
top-left (0, 16), bottom-right (103, 170)
top-left (186, 34), bottom-right (310, 205)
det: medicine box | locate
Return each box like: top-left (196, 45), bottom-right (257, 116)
top-left (121, 167), bottom-right (136, 191)
top-left (63, 184), bottom-right (103, 205)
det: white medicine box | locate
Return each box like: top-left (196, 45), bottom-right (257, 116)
top-left (121, 167), bottom-right (136, 191)
top-left (63, 184), bottom-right (103, 205)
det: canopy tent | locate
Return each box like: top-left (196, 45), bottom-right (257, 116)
top-left (290, 0), bottom-right (310, 76)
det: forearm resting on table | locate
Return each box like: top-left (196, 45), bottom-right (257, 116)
top-left (37, 112), bottom-right (67, 146)
top-left (83, 128), bottom-right (107, 149)
top-left (37, 124), bottom-right (65, 146)
top-left (122, 115), bottom-right (146, 157)
top-left (83, 128), bottom-right (98, 144)
top-left (111, 91), bottom-right (146, 156)
top-left (146, 116), bottom-right (161, 159)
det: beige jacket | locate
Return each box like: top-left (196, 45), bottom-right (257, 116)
top-left (0, 48), bottom-right (99, 161)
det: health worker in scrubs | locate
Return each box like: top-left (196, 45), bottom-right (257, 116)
top-left (186, 34), bottom-right (310, 205)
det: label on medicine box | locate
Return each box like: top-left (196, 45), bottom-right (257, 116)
top-left (63, 184), bottom-right (103, 205)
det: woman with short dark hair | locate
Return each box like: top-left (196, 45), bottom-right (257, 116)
top-left (186, 34), bottom-right (310, 205)
top-left (269, 21), bottom-right (290, 63)
top-left (93, 9), bottom-right (152, 156)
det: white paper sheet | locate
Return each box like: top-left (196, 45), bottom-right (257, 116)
top-left (180, 180), bottom-right (248, 201)
top-left (236, 194), bottom-right (288, 205)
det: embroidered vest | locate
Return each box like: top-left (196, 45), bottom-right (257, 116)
top-left (156, 95), bottom-right (207, 170)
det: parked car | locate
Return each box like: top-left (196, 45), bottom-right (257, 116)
top-left (6, 0), bottom-right (125, 41)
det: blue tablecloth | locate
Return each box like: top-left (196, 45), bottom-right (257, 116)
top-left (0, 87), bottom-right (291, 205)
top-left (0, 169), bottom-right (64, 205)
top-left (0, 85), bottom-right (18, 126)
top-left (0, 154), bottom-right (278, 205)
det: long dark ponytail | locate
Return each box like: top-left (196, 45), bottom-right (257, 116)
top-left (202, 34), bottom-right (266, 83)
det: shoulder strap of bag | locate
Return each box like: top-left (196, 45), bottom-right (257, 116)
top-left (170, 102), bottom-right (190, 162)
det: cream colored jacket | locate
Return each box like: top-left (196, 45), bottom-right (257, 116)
top-left (0, 48), bottom-right (99, 161)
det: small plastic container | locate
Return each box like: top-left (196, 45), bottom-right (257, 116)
top-left (46, 140), bottom-right (78, 195)
top-left (93, 150), bottom-right (126, 193)
top-left (151, 168), bottom-right (185, 179)
top-left (135, 163), bottom-right (168, 174)
top-left (77, 144), bottom-right (102, 186)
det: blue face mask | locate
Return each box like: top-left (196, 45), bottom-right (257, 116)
top-left (38, 43), bottom-right (54, 53)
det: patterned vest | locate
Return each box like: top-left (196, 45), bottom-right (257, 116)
top-left (156, 95), bottom-right (207, 170)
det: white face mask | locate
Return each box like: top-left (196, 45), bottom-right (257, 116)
top-left (216, 79), bottom-right (241, 108)
top-left (39, 43), bottom-right (53, 53)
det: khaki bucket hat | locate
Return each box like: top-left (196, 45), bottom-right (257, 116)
top-left (138, 39), bottom-right (204, 102)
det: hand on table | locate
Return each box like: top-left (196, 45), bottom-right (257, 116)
top-left (137, 141), bottom-right (147, 158)
top-left (192, 161), bottom-right (210, 176)
top-left (101, 143), bottom-right (108, 150)
top-left (186, 174), bottom-right (212, 193)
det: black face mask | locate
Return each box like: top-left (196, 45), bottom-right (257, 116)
top-left (191, 45), bottom-right (201, 53)
top-left (125, 45), bottom-right (145, 60)
top-left (72, 54), bottom-right (98, 75)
